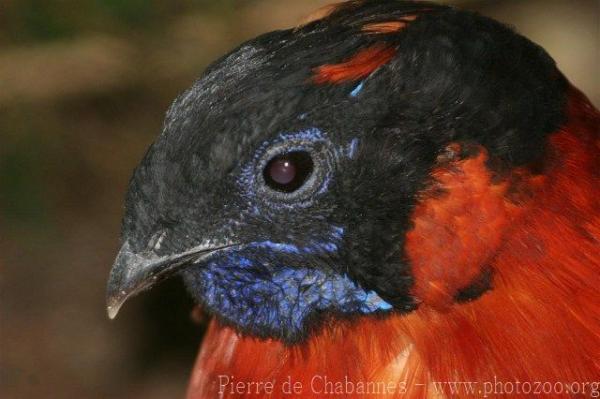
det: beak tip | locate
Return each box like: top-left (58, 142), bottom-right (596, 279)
top-left (106, 289), bottom-right (126, 320)
top-left (106, 298), bottom-right (124, 320)
top-left (107, 305), bottom-right (119, 320)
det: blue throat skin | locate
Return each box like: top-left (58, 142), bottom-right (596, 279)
top-left (181, 240), bottom-right (393, 342)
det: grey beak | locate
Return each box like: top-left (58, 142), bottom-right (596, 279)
top-left (106, 241), bottom-right (234, 319)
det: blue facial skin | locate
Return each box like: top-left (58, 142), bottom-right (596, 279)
top-left (182, 240), bottom-right (392, 341)
top-left (182, 123), bottom-right (392, 341)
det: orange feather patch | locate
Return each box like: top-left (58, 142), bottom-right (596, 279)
top-left (405, 145), bottom-right (532, 308)
top-left (362, 15), bottom-right (419, 34)
top-left (313, 44), bottom-right (397, 84)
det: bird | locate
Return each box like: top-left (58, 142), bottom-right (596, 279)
top-left (106, 1), bottom-right (599, 398)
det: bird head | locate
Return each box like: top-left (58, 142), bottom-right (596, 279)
top-left (107, 0), bottom-right (566, 343)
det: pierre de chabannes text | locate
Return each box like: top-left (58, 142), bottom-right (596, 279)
top-left (217, 375), bottom-right (600, 397)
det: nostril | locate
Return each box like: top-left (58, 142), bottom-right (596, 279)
top-left (147, 230), bottom-right (168, 252)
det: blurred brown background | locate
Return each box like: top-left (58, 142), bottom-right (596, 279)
top-left (0, 1), bottom-right (597, 398)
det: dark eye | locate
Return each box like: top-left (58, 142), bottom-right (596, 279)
top-left (263, 151), bottom-right (314, 193)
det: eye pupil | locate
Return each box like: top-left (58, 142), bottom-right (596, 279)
top-left (270, 159), bottom-right (296, 185)
top-left (264, 151), bottom-right (314, 193)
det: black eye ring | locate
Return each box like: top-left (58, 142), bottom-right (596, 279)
top-left (263, 151), bottom-right (314, 193)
